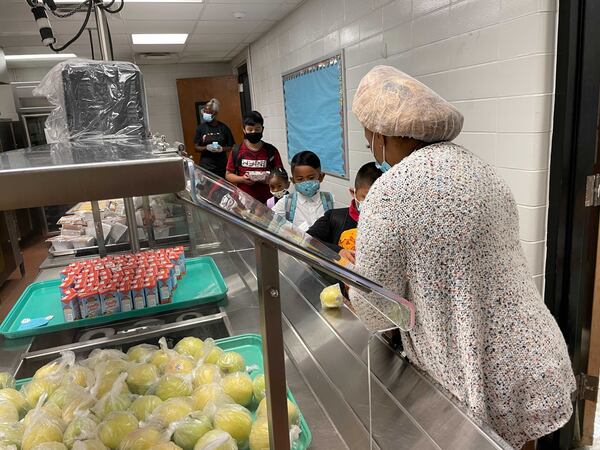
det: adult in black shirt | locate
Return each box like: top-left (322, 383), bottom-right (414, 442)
top-left (194, 98), bottom-right (235, 178)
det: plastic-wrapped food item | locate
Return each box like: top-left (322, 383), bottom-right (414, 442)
top-left (63, 415), bottom-right (99, 448)
top-left (32, 442), bottom-right (68, 450)
top-left (82, 350), bottom-right (128, 370)
top-left (212, 404), bottom-right (252, 448)
top-left (153, 374), bottom-right (192, 401)
top-left (252, 375), bottom-right (265, 403)
top-left (23, 403), bottom-right (63, 428)
top-left (203, 347), bottom-right (224, 366)
top-left (146, 397), bottom-right (193, 428)
top-left (90, 361), bottom-right (131, 400)
top-left (0, 422), bottom-right (24, 447)
top-left (63, 365), bottom-right (95, 390)
top-left (220, 373), bottom-right (253, 407)
top-left (153, 443), bottom-right (181, 450)
top-left (93, 374), bottom-right (133, 419)
top-left (193, 365), bottom-right (222, 389)
top-left (128, 395), bottom-right (162, 422)
top-left (33, 59), bottom-right (148, 143)
top-left (0, 401), bottom-right (18, 424)
top-left (35, 352), bottom-right (76, 380)
top-left (22, 401), bottom-right (66, 450)
top-left (320, 284), bottom-right (344, 309)
top-left (126, 345), bottom-right (158, 364)
top-left (0, 374), bottom-right (15, 390)
top-left (62, 392), bottom-right (95, 423)
top-left (71, 440), bottom-right (107, 450)
top-left (216, 353), bottom-right (245, 375)
top-left (174, 337), bottom-right (204, 362)
top-left (47, 384), bottom-right (88, 409)
top-left (193, 430), bottom-right (237, 450)
top-left (126, 364), bottom-right (160, 395)
top-left (0, 388), bottom-right (29, 417)
top-left (191, 384), bottom-right (233, 412)
top-left (164, 355), bottom-right (195, 376)
top-left (97, 411), bottom-right (138, 450)
top-left (118, 426), bottom-right (165, 450)
top-left (22, 378), bottom-right (60, 409)
top-left (170, 412), bottom-right (212, 450)
top-left (256, 397), bottom-right (299, 427)
top-left (248, 417), bottom-right (268, 450)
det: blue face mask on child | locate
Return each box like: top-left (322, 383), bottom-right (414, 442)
top-left (203, 112), bottom-right (214, 122)
top-left (295, 180), bottom-right (320, 197)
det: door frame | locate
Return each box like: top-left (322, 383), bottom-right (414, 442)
top-left (543, 0), bottom-right (600, 448)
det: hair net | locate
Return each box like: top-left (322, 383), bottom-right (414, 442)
top-left (352, 65), bottom-right (463, 143)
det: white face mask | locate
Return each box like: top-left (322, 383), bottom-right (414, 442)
top-left (271, 189), bottom-right (287, 199)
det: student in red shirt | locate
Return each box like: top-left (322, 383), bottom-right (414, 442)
top-left (225, 111), bottom-right (283, 204)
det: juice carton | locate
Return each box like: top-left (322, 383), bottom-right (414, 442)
top-left (79, 290), bottom-right (101, 319)
top-left (61, 291), bottom-right (80, 322)
top-left (157, 274), bottom-right (172, 304)
top-left (99, 284), bottom-right (121, 315)
top-left (143, 278), bottom-right (159, 308)
top-left (131, 282), bottom-right (146, 310)
top-left (120, 282), bottom-right (134, 312)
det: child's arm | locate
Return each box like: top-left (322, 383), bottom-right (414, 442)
top-left (226, 171), bottom-right (253, 185)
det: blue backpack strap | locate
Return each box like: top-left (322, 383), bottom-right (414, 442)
top-left (285, 193), bottom-right (298, 222)
top-left (320, 192), bottom-right (334, 212)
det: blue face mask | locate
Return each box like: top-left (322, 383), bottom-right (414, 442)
top-left (355, 200), bottom-right (362, 212)
top-left (370, 133), bottom-right (392, 173)
top-left (295, 180), bottom-right (320, 197)
top-left (203, 112), bottom-right (214, 122)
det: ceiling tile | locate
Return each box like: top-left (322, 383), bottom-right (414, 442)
top-left (187, 33), bottom-right (249, 44)
top-left (132, 43), bottom-right (187, 53)
top-left (120, 3), bottom-right (204, 21)
top-left (192, 20), bottom-right (263, 34)
top-left (184, 42), bottom-right (238, 52)
top-left (201, 3), bottom-right (287, 21)
top-left (110, 19), bottom-right (197, 34)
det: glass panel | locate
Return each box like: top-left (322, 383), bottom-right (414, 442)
top-left (186, 165), bottom-right (415, 332)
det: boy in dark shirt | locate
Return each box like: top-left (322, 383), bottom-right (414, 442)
top-left (307, 162), bottom-right (381, 263)
top-left (225, 111), bottom-right (283, 204)
top-left (194, 98), bottom-right (235, 178)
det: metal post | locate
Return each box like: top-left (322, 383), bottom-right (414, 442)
top-left (91, 200), bottom-right (106, 258)
top-left (124, 197), bottom-right (140, 253)
top-left (93, 0), bottom-right (110, 61)
top-left (141, 196), bottom-right (156, 248)
top-left (255, 238), bottom-right (290, 450)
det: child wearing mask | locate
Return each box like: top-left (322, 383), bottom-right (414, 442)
top-left (272, 150), bottom-right (334, 232)
top-left (226, 111), bottom-right (283, 204)
top-left (307, 162), bottom-right (381, 263)
top-left (266, 167), bottom-right (290, 209)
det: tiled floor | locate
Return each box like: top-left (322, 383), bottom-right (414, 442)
top-left (0, 235), bottom-right (49, 320)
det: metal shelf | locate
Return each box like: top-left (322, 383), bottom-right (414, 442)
top-left (0, 138), bottom-right (186, 210)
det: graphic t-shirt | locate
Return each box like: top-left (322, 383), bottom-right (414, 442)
top-left (194, 121), bottom-right (235, 177)
top-left (226, 141), bottom-right (282, 203)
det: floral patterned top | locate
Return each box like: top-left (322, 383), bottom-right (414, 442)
top-left (350, 142), bottom-right (576, 449)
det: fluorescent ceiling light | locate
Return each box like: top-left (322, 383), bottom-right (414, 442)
top-left (132, 34), bottom-right (188, 45)
top-left (5, 53), bottom-right (77, 61)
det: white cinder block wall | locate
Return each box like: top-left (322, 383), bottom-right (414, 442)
top-left (10, 63), bottom-right (232, 143)
top-left (245, 0), bottom-right (558, 293)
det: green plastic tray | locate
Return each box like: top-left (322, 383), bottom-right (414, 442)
top-left (216, 334), bottom-right (312, 449)
top-left (14, 333), bottom-right (312, 449)
top-left (0, 256), bottom-right (228, 339)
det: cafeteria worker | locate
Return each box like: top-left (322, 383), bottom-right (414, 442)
top-left (349, 65), bottom-right (576, 450)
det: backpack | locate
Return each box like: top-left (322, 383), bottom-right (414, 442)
top-left (231, 143), bottom-right (277, 175)
top-left (284, 192), bottom-right (334, 222)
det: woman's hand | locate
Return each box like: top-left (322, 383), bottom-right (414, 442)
top-left (339, 249), bottom-right (355, 264)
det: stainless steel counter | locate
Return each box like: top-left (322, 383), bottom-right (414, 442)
top-left (0, 222), bottom-right (510, 450)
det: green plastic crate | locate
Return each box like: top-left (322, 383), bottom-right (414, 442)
top-left (0, 256), bottom-right (227, 339)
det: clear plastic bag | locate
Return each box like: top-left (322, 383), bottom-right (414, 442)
top-left (33, 59), bottom-right (148, 143)
top-left (63, 414), bottom-right (98, 447)
top-left (21, 396), bottom-right (66, 450)
top-left (126, 344), bottom-right (158, 364)
top-left (126, 363), bottom-right (160, 396)
top-left (0, 374), bottom-right (15, 391)
top-left (211, 404), bottom-right (252, 449)
top-left (97, 411), bottom-right (138, 450)
top-left (93, 373), bottom-right (133, 419)
top-left (0, 421), bottom-right (24, 448)
top-left (168, 411), bottom-right (213, 450)
top-left (144, 397), bottom-right (193, 428)
top-left (193, 429), bottom-right (237, 450)
top-left (220, 373), bottom-right (253, 407)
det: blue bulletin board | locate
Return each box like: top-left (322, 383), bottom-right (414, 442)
top-left (283, 53), bottom-right (348, 178)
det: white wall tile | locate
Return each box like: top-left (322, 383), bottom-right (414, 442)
top-left (449, 0), bottom-right (501, 36)
top-left (521, 240), bottom-right (546, 276)
top-left (412, 7), bottom-right (451, 47)
top-left (345, 0), bottom-right (374, 25)
top-left (496, 132), bottom-right (550, 170)
top-left (497, 94), bottom-right (553, 133)
top-left (413, 0), bottom-right (450, 18)
top-left (498, 12), bottom-right (555, 59)
top-left (454, 98), bottom-right (498, 133)
top-left (496, 168), bottom-right (548, 207)
top-left (346, 34), bottom-right (384, 68)
top-left (448, 26), bottom-right (499, 69)
top-left (383, 24), bottom-right (413, 57)
top-left (453, 132), bottom-right (496, 165)
top-left (517, 205), bottom-right (547, 242)
top-left (382, 0), bottom-right (412, 30)
top-left (495, 54), bottom-right (555, 97)
top-left (359, 8), bottom-right (383, 40)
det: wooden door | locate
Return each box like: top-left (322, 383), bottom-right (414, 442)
top-left (176, 75), bottom-right (243, 165)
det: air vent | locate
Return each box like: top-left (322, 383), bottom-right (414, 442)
top-left (138, 52), bottom-right (175, 60)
